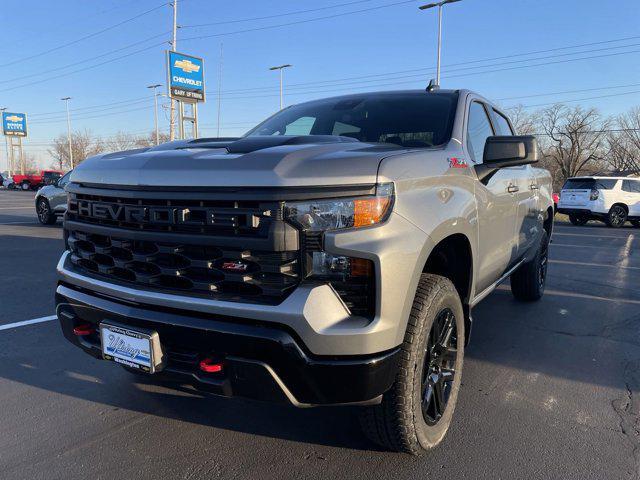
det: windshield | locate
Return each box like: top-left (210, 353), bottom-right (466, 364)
top-left (246, 92), bottom-right (458, 148)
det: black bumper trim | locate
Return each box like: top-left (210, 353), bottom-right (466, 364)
top-left (55, 283), bottom-right (400, 406)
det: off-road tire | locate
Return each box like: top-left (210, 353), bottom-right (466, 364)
top-left (358, 274), bottom-right (464, 455)
top-left (510, 230), bottom-right (549, 302)
top-left (21, 181), bottom-right (31, 191)
top-left (607, 205), bottom-right (628, 228)
top-left (569, 214), bottom-right (588, 226)
top-left (36, 198), bottom-right (57, 225)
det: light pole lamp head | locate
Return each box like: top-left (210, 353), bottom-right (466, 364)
top-left (147, 84), bottom-right (162, 89)
top-left (269, 64), bottom-right (292, 71)
top-left (61, 97), bottom-right (71, 101)
top-left (419, 0), bottom-right (461, 9)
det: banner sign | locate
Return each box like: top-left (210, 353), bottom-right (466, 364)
top-left (167, 51), bottom-right (205, 103)
top-left (2, 112), bottom-right (27, 137)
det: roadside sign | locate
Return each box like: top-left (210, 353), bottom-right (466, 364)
top-left (2, 112), bottom-right (27, 137)
top-left (167, 51), bottom-right (205, 103)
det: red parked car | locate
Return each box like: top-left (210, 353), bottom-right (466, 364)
top-left (12, 170), bottom-right (64, 191)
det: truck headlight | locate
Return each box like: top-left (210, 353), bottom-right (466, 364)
top-left (285, 183), bottom-right (394, 232)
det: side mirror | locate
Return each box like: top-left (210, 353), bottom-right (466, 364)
top-left (475, 135), bottom-right (538, 183)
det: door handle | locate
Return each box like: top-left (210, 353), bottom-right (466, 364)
top-left (530, 184), bottom-right (539, 190)
top-left (507, 184), bottom-right (519, 193)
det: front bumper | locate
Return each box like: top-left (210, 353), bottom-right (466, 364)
top-left (56, 283), bottom-right (400, 407)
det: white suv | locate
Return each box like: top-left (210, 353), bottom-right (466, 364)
top-left (557, 176), bottom-right (640, 228)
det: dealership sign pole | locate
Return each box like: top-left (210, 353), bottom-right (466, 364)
top-left (2, 111), bottom-right (27, 175)
top-left (166, 50), bottom-right (205, 140)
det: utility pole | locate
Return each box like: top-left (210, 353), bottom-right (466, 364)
top-left (0, 107), bottom-right (8, 175)
top-left (61, 97), bottom-right (74, 168)
top-left (216, 43), bottom-right (223, 138)
top-left (147, 84), bottom-right (162, 145)
top-left (269, 64), bottom-right (292, 110)
top-left (419, 0), bottom-right (462, 86)
top-left (169, 0), bottom-right (178, 141)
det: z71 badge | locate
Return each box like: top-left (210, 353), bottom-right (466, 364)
top-left (448, 157), bottom-right (468, 169)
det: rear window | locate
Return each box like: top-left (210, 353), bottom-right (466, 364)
top-left (563, 178), bottom-right (618, 190)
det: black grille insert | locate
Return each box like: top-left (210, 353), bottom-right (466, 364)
top-left (67, 229), bottom-right (300, 304)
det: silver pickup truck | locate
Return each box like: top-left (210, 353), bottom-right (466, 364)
top-left (55, 88), bottom-right (553, 454)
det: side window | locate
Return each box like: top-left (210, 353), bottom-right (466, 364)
top-left (493, 110), bottom-right (514, 135)
top-left (622, 180), bottom-right (640, 193)
top-left (466, 102), bottom-right (494, 163)
top-left (596, 179), bottom-right (618, 190)
top-left (283, 116), bottom-right (316, 135)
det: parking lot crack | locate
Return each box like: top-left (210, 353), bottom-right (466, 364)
top-left (612, 361), bottom-right (640, 479)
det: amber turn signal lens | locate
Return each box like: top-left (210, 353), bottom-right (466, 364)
top-left (354, 196), bottom-right (392, 228)
top-left (350, 258), bottom-right (374, 277)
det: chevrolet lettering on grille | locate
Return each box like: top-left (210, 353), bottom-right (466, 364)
top-left (68, 199), bottom-right (240, 227)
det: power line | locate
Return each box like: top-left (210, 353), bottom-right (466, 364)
top-left (0, 32), bottom-right (170, 85)
top-left (219, 36), bottom-right (640, 95)
top-left (29, 96), bottom-right (154, 117)
top-left (180, 0), bottom-right (421, 42)
top-left (0, 2), bottom-right (169, 68)
top-left (181, 0), bottom-right (375, 28)
top-left (519, 90), bottom-right (640, 109)
top-left (0, 41), bottom-right (167, 93)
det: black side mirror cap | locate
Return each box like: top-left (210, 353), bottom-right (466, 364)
top-left (475, 135), bottom-right (539, 184)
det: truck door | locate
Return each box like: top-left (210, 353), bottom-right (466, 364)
top-left (490, 109), bottom-right (540, 258)
top-left (467, 101), bottom-right (518, 293)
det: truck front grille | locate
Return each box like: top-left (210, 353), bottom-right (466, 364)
top-left (64, 186), bottom-right (302, 304)
top-left (66, 230), bottom-right (299, 304)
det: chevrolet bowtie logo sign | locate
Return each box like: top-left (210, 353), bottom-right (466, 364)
top-left (174, 59), bottom-right (201, 74)
top-left (6, 115), bottom-right (22, 122)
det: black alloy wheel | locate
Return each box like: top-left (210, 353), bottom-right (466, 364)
top-left (607, 205), bottom-right (627, 228)
top-left (421, 308), bottom-right (458, 425)
top-left (538, 235), bottom-right (549, 290)
top-left (37, 199), bottom-right (56, 225)
top-left (569, 214), bottom-right (588, 226)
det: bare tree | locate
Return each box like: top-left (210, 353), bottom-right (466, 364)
top-left (507, 105), bottom-right (538, 135)
top-left (48, 130), bottom-right (104, 170)
top-left (104, 131), bottom-right (138, 153)
top-left (605, 107), bottom-right (640, 175)
top-left (134, 131), bottom-right (170, 148)
top-left (537, 104), bottom-right (611, 182)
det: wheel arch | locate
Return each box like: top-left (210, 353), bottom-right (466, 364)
top-left (421, 232), bottom-right (473, 344)
top-left (610, 202), bottom-right (629, 213)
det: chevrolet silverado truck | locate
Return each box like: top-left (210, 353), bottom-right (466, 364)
top-left (55, 89), bottom-right (553, 454)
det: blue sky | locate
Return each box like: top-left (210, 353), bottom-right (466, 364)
top-left (2, 0), bottom-right (639, 168)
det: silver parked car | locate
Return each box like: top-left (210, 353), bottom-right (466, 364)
top-left (35, 170), bottom-right (71, 224)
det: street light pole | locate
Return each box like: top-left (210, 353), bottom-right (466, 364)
top-left (169, 0), bottom-right (178, 141)
top-left (0, 107), bottom-right (8, 176)
top-left (269, 64), bottom-right (292, 110)
top-left (61, 97), bottom-right (74, 168)
top-left (419, 0), bottom-right (462, 86)
top-left (147, 84), bottom-right (162, 145)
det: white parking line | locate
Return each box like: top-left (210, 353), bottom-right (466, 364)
top-left (0, 206), bottom-right (33, 210)
top-left (0, 315), bottom-right (57, 331)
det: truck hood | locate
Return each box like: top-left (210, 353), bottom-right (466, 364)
top-left (71, 136), bottom-right (408, 188)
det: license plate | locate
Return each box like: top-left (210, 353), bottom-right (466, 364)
top-left (100, 323), bottom-right (164, 374)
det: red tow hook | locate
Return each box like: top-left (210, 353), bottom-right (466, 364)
top-left (73, 323), bottom-right (96, 336)
top-left (199, 357), bottom-right (224, 373)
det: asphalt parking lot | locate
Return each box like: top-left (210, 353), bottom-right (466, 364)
top-left (1, 188), bottom-right (639, 480)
